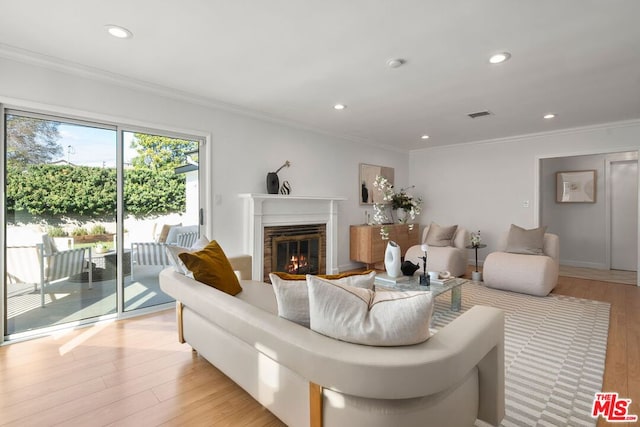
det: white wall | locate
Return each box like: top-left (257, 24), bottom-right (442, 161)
top-left (0, 57), bottom-right (408, 271)
top-left (541, 154), bottom-right (607, 268)
top-left (409, 122), bottom-right (640, 264)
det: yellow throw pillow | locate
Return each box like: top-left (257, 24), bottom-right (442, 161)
top-left (178, 240), bottom-right (242, 296)
top-left (270, 270), bottom-right (376, 281)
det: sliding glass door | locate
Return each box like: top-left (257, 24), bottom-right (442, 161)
top-left (122, 130), bottom-right (200, 312)
top-left (3, 110), bottom-right (202, 339)
top-left (4, 111), bottom-right (118, 335)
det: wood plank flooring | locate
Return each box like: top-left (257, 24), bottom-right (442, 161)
top-left (1, 272), bottom-right (638, 427)
top-left (552, 275), bottom-right (640, 427)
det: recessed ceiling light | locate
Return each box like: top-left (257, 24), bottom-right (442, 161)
top-left (489, 52), bottom-right (511, 64)
top-left (387, 58), bottom-right (406, 68)
top-left (543, 113), bottom-right (556, 119)
top-left (105, 25), bottom-right (133, 39)
top-left (333, 104), bottom-right (346, 110)
top-left (421, 135), bottom-right (430, 140)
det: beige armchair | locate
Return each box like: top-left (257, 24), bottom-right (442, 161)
top-left (405, 225), bottom-right (469, 277)
top-left (483, 232), bottom-right (559, 296)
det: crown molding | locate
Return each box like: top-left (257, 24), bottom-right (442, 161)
top-left (410, 118), bottom-right (640, 154)
top-left (0, 43), bottom-right (409, 154)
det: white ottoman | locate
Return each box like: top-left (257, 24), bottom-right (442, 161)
top-left (483, 232), bottom-right (560, 297)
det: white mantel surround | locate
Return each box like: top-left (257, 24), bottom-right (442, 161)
top-left (239, 194), bottom-right (346, 281)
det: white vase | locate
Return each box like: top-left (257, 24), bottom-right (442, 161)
top-left (384, 241), bottom-right (402, 278)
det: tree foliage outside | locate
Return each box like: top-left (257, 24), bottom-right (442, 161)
top-left (6, 164), bottom-right (116, 217)
top-left (5, 114), bottom-right (62, 166)
top-left (123, 132), bottom-right (197, 217)
top-left (5, 123), bottom-right (197, 222)
top-left (130, 133), bottom-right (196, 170)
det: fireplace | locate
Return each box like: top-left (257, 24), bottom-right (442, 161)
top-left (239, 194), bottom-right (345, 281)
top-left (264, 224), bottom-right (326, 282)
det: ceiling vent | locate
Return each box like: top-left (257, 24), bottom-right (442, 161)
top-left (467, 110), bottom-right (492, 119)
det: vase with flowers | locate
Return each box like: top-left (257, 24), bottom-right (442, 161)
top-left (372, 175), bottom-right (423, 239)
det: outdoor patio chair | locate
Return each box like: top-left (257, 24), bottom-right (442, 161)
top-left (130, 242), bottom-right (170, 280)
top-left (6, 245), bottom-right (41, 290)
top-left (36, 243), bottom-right (93, 307)
top-left (176, 231), bottom-right (198, 248)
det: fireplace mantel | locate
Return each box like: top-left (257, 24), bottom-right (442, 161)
top-left (239, 194), bottom-right (346, 281)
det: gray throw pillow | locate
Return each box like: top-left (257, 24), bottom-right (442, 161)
top-left (505, 224), bottom-right (547, 255)
top-left (425, 222), bottom-right (458, 247)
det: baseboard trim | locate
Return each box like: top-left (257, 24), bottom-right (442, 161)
top-left (339, 262), bottom-right (366, 272)
top-left (559, 260), bottom-right (608, 270)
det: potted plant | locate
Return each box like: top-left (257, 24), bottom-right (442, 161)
top-left (372, 175), bottom-right (423, 239)
top-left (95, 242), bottom-right (109, 254)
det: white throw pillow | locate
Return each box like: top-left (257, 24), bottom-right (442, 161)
top-left (166, 236), bottom-right (210, 275)
top-left (269, 271), bottom-right (376, 328)
top-left (307, 275), bottom-right (433, 346)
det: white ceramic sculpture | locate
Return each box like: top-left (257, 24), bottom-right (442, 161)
top-left (384, 240), bottom-right (402, 278)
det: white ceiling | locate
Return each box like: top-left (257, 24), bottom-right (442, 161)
top-left (1, 0), bottom-right (639, 151)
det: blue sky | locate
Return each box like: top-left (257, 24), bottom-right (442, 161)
top-left (55, 124), bottom-right (136, 167)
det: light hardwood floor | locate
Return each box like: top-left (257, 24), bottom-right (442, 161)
top-left (1, 273), bottom-right (638, 427)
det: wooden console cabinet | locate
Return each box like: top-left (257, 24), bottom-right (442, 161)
top-left (350, 224), bottom-right (420, 269)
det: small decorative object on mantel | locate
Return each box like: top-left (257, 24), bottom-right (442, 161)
top-left (279, 180), bottom-right (291, 195)
top-left (419, 244), bottom-right (430, 286)
top-left (266, 160), bottom-right (291, 194)
top-left (384, 241), bottom-right (402, 278)
top-left (371, 175), bottom-right (423, 239)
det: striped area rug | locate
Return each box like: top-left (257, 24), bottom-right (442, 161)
top-left (430, 281), bottom-right (610, 427)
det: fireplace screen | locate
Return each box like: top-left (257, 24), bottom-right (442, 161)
top-left (272, 233), bottom-right (321, 275)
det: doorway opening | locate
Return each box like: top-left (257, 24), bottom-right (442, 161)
top-left (539, 150), bottom-right (638, 286)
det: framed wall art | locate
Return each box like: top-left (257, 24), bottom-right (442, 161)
top-left (556, 170), bottom-right (596, 203)
top-left (359, 163), bottom-right (394, 205)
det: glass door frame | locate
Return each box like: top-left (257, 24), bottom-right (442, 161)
top-left (117, 125), bottom-right (205, 317)
top-left (1, 103), bottom-right (208, 342)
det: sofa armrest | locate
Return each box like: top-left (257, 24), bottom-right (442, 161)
top-left (543, 233), bottom-right (560, 262)
top-left (453, 227), bottom-right (469, 249)
top-left (228, 255), bottom-right (252, 280)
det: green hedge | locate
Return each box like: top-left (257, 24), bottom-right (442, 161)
top-left (6, 164), bottom-right (185, 220)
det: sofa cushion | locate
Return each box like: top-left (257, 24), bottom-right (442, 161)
top-left (425, 223), bottom-right (458, 247)
top-left (505, 224), bottom-right (547, 255)
top-left (269, 271), bottom-right (376, 328)
top-left (178, 240), bottom-right (242, 296)
top-left (307, 275), bottom-right (433, 346)
top-left (166, 236), bottom-right (210, 275)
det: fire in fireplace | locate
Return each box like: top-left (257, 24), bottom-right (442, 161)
top-left (272, 233), bottom-right (320, 275)
top-left (264, 224), bottom-right (326, 282)
top-left (286, 254), bottom-right (308, 274)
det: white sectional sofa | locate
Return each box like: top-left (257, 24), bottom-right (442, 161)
top-left (159, 256), bottom-right (505, 427)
